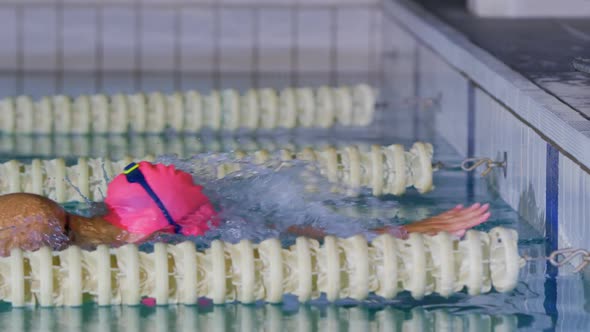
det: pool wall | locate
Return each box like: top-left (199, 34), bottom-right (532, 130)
top-left (382, 0), bottom-right (590, 255)
top-left (0, 0), bottom-right (383, 97)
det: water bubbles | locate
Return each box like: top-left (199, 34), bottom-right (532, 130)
top-left (152, 152), bottom-right (401, 245)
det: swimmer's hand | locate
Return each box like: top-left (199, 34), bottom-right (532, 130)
top-left (285, 203), bottom-right (490, 241)
top-left (390, 203), bottom-right (491, 238)
top-left (285, 225), bottom-right (327, 240)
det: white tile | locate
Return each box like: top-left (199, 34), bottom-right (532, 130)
top-left (257, 74), bottom-right (293, 89)
top-left (63, 8), bottom-right (97, 71)
top-left (574, 166), bottom-right (587, 247)
top-left (585, 172), bottom-right (590, 247)
top-left (337, 72), bottom-right (370, 86)
top-left (522, 126), bottom-right (535, 227)
top-left (101, 73), bottom-right (136, 94)
top-left (180, 8), bottom-right (215, 72)
top-left (22, 74), bottom-right (57, 98)
top-left (140, 73), bottom-right (176, 93)
top-left (369, 9), bottom-right (382, 73)
top-left (298, 0), bottom-right (380, 4)
top-left (62, 73), bottom-right (98, 97)
top-left (528, 129), bottom-right (537, 220)
top-left (562, 158), bottom-right (570, 246)
top-left (180, 73), bottom-right (215, 93)
top-left (219, 9), bottom-right (254, 72)
top-left (474, 88), bottom-right (483, 155)
top-left (101, 8), bottom-right (137, 71)
top-left (568, 163), bottom-right (576, 244)
top-left (502, 113), bottom-right (511, 205)
top-left (0, 75), bottom-right (18, 98)
top-left (513, 114), bottom-right (524, 207)
top-left (62, 0), bottom-right (99, 3)
top-left (572, 166), bottom-right (580, 244)
top-left (515, 121), bottom-right (525, 208)
top-left (258, 9), bottom-right (293, 72)
top-left (140, 9), bottom-right (176, 71)
top-left (140, 0), bottom-right (208, 4)
top-left (505, 107), bottom-right (513, 204)
top-left (558, 154), bottom-right (565, 241)
top-left (568, 162), bottom-right (577, 246)
top-left (0, 9), bottom-right (18, 70)
top-left (7, 0), bottom-right (58, 4)
top-left (336, 8), bottom-right (370, 72)
top-left (23, 8), bottom-right (57, 71)
top-left (220, 74), bottom-right (254, 91)
top-left (581, 172), bottom-right (589, 247)
top-left (296, 9), bottom-right (331, 72)
top-left (437, 74), bottom-right (469, 155)
top-left (536, 134), bottom-right (547, 219)
top-left (296, 72), bottom-right (331, 87)
top-left (86, 0), bottom-right (136, 3)
top-left (221, 0), bottom-right (297, 5)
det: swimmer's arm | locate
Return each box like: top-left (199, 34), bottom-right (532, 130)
top-left (68, 214), bottom-right (153, 248)
top-left (286, 203), bottom-right (491, 240)
top-left (285, 225), bottom-right (328, 240)
top-left (374, 203), bottom-right (491, 238)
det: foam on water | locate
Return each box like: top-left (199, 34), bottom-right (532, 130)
top-left (148, 152), bottom-right (403, 246)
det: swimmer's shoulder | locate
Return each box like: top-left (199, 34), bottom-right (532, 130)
top-left (0, 192), bottom-right (58, 204)
top-left (0, 193), bottom-right (65, 218)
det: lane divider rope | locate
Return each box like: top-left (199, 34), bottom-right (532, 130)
top-left (0, 227), bottom-right (521, 307)
top-left (0, 142), bottom-right (434, 202)
top-left (0, 84), bottom-right (376, 134)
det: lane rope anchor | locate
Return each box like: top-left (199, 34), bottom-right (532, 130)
top-left (548, 248), bottom-right (590, 273)
top-left (461, 152), bottom-right (507, 177)
top-left (522, 248), bottom-right (590, 273)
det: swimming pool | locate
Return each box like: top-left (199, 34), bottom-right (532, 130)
top-left (0, 0), bottom-right (588, 330)
top-left (0, 94), bottom-right (581, 330)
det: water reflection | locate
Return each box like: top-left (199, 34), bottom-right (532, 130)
top-left (0, 131), bottom-right (407, 163)
top-left (0, 303), bottom-right (524, 332)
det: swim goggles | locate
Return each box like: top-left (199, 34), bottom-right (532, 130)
top-left (123, 162), bottom-right (182, 234)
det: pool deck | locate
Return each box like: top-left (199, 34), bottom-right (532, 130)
top-left (385, 0), bottom-right (590, 169)
top-left (416, 0), bottom-right (590, 122)
top-left (383, 0), bottom-right (590, 253)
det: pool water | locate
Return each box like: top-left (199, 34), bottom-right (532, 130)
top-left (0, 100), bottom-right (587, 332)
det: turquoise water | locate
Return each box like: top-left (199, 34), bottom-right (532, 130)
top-left (1, 130), bottom-right (585, 331)
top-left (0, 86), bottom-right (587, 330)
top-left (0, 303), bottom-right (525, 331)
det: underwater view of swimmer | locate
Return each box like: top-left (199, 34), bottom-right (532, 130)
top-left (0, 156), bottom-right (491, 256)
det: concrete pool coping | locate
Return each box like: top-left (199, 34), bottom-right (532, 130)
top-left (383, 0), bottom-right (590, 254)
top-left (384, 0), bottom-right (590, 171)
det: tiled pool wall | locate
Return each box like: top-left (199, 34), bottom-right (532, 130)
top-left (0, 0), bottom-right (383, 98)
top-left (382, 0), bottom-right (590, 256)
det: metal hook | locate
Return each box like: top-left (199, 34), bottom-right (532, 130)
top-left (431, 161), bottom-right (445, 171)
top-left (548, 248), bottom-right (590, 273)
top-left (461, 152), bottom-right (507, 178)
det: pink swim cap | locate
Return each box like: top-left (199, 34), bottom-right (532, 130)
top-left (104, 162), bottom-right (218, 237)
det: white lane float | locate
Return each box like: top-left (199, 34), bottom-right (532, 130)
top-left (0, 84), bottom-right (378, 134)
top-left (0, 227), bottom-right (521, 307)
top-left (0, 143), bottom-right (434, 202)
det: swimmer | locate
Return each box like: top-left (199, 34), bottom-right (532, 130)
top-left (0, 161), bottom-right (490, 257)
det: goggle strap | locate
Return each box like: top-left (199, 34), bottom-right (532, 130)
top-left (123, 162), bottom-right (182, 234)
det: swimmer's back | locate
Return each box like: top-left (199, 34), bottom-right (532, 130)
top-left (0, 193), bottom-right (69, 256)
